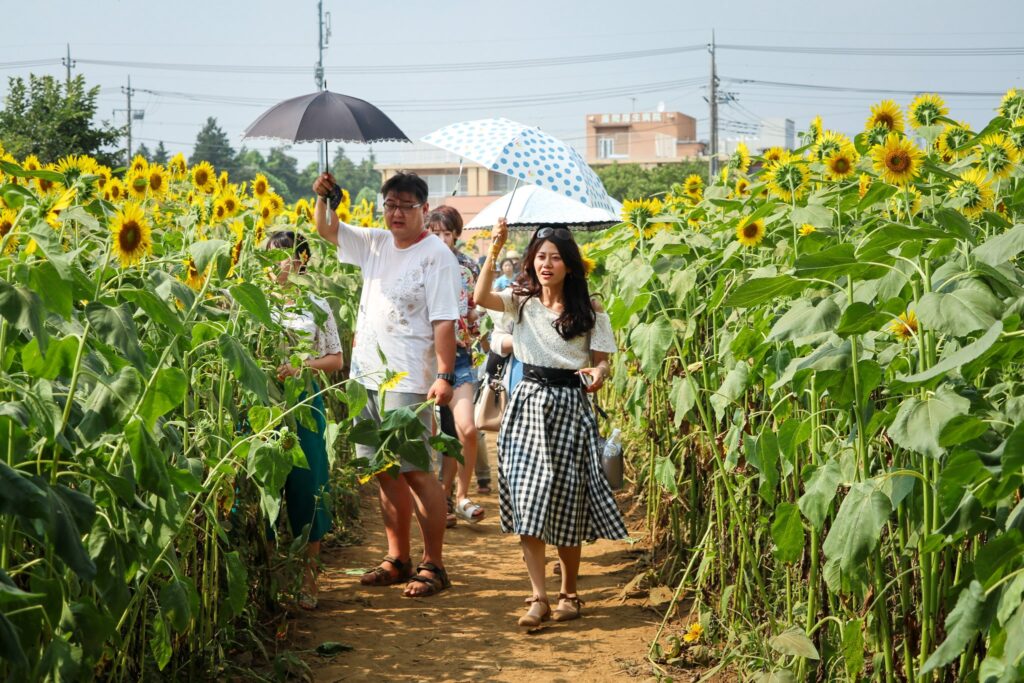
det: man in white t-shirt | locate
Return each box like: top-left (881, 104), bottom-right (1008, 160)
top-left (313, 171), bottom-right (460, 597)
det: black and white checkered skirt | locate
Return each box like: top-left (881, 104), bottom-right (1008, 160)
top-left (497, 379), bottom-right (628, 547)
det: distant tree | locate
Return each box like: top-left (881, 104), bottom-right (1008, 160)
top-left (595, 161), bottom-right (708, 200)
top-left (329, 147), bottom-right (381, 199)
top-left (190, 117), bottom-right (236, 176)
top-left (152, 141), bottom-right (169, 165)
top-left (0, 74), bottom-right (124, 166)
top-left (134, 142), bottom-right (152, 161)
top-left (263, 147), bottom-right (303, 202)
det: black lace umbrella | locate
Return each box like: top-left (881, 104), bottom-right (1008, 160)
top-left (242, 90), bottom-right (410, 169)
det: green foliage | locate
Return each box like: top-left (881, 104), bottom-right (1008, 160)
top-left (0, 74), bottom-right (124, 166)
top-left (595, 160), bottom-right (707, 200)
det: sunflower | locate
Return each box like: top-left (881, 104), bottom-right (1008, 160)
top-left (730, 142), bottom-right (751, 173)
top-left (125, 169), bottom-right (149, 200)
top-left (228, 221), bottom-right (245, 276)
top-left (762, 147), bottom-right (785, 163)
top-left (337, 202), bottom-right (353, 225)
top-left (168, 153), bottom-right (188, 179)
top-left (889, 185), bottom-right (923, 220)
top-left (42, 188), bottom-right (76, 229)
top-left (823, 144), bottom-right (860, 181)
top-left (999, 88), bottom-right (1024, 122)
top-left (736, 215), bottom-right (766, 247)
top-left (977, 133), bottom-right (1019, 180)
top-left (0, 208), bottom-right (18, 254)
top-left (864, 125), bottom-right (891, 148)
top-left (95, 166), bottom-right (112, 191)
top-left (908, 93), bottom-right (948, 128)
top-left (582, 254), bottom-right (597, 276)
top-left (799, 223), bottom-right (816, 236)
top-left (812, 130), bottom-right (850, 161)
top-left (683, 174), bottom-right (704, 200)
top-left (266, 193), bottom-right (284, 215)
top-left (857, 173), bottom-right (871, 199)
top-left (936, 122), bottom-right (974, 162)
top-left (252, 173), bottom-right (270, 199)
top-left (109, 202), bottom-right (152, 267)
top-left (866, 100), bottom-right (904, 133)
top-left (22, 155), bottom-right (41, 172)
top-left (764, 153), bottom-right (810, 202)
top-left (734, 177), bottom-right (751, 197)
top-left (621, 197), bottom-right (664, 237)
top-left (220, 192), bottom-right (241, 217)
top-left (212, 198), bottom-right (229, 222)
top-left (55, 154), bottom-right (98, 183)
top-left (949, 167), bottom-right (995, 218)
top-left (191, 161), bottom-right (217, 194)
top-left (807, 115), bottom-right (824, 143)
top-left (871, 134), bottom-right (923, 186)
top-left (1008, 119), bottom-right (1024, 155)
top-left (682, 623), bottom-right (704, 644)
top-left (146, 164), bottom-right (169, 198)
top-left (182, 258), bottom-right (206, 291)
top-left (129, 155), bottom-right (148, 174)
top-left (257, 198), bottom-right (279, 226)
top-left (888, 310), bottom-right (918, 341)
top-left (293, 198), bottom-right (313, 223)
top-left (34, 166), bottom-right (61, 195)
top-left (218, 170), bottom-right (229, 190)
top-left (104, 177), bottom-right (126, 203)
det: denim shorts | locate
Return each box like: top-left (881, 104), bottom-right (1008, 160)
top-left (453, 348), bottom-right (475, 389)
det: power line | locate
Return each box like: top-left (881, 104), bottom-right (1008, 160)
top-left (722, 77), bottom-right (1005, 97)
top-left (719, 43), bottom-right (1024, 57)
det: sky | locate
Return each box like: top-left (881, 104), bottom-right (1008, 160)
top-left (4, 0), bottom-right (1024, 169)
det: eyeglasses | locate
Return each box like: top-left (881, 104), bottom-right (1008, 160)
top-left (382, 201), bottom-right (424, 214)
top-left (533, 227), bottom-right (573, 241)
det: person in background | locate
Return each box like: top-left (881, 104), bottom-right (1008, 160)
top-left (266, 230), bottom-right (344, 610)
top-left (313, 171), bottom-right (459, 598)
top-left (426, 207), bottom-right (486, 526)
top-left (474, 218), bottom-right (627, 628)
top-left (493, 257), bottom-right (516, 291)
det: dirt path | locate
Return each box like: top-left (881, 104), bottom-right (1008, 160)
top-left (290, 481), bottom-right (663, 682)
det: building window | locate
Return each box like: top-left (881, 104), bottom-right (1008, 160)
top-left (598, 136), bottom-right (616, 159)
top-left (488, 171), bottom-right (516, 195)
top-left (423, 173), bottom-right (468, 198)
top-left (655, 133), bottom-right (677, 158)
top-left (598, 133), bottom-right (629, 159)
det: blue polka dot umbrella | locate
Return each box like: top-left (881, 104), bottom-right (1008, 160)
top-left (422, 118), bottom-right (616, 221)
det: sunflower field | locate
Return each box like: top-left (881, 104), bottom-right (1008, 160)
top-left (592, 89), bottom-right (1024, 681)
top-left (0, 148), bottom-right (396, 680)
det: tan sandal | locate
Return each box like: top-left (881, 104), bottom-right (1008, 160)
top-left (551, 593), bottom-right (584, 622)
top-left (518, 596), bottom-right (551, 628)
top-left (359, 555), bottom-right (413, 586)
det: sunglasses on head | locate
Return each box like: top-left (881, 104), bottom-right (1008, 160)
top-left (533, 227), bottom-right (573, 241)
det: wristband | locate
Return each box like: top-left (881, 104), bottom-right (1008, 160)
top-left (436, 372), bottom-right (456, 385)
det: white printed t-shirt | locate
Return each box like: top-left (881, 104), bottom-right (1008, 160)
top-left (336, 222), bottom-right (460, 393)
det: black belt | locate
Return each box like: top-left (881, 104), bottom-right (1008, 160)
top-left (521, 364), bottom-right (583, 388)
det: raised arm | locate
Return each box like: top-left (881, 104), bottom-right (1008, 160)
top-left (473, 217), bottom-right (508, 311)
top-left (312, 173), bottom-right (341, 247)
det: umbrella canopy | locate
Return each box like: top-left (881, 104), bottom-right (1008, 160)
top-left (242, 90), bottom-right (410, 144)
top-left (465, 184), bottom-right (622, 231)
top-left (422, 117), bottom-right (615, 213)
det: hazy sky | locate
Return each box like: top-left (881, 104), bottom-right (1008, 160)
top-left (5, 0), bottom-right (1023, 168)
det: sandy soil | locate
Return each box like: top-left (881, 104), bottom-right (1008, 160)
top-left (289, 483), bottom-right (666, 682)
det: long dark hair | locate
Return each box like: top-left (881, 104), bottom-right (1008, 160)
top-left (266, 230), bottom-right (311, 272)
top-left (512, 232), bottom-right (595, 340)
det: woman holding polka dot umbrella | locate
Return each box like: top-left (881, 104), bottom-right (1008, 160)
top-left (422, 118), bottom-right (617, 220)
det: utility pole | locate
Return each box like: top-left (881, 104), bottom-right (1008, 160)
top-left (122, 76), bottom-right (134, 163)
top-left (315, 0), bottom-right (331, 173)
top-left (709, 30), bottom-right (719, 178)
top-left (61, 44), bottom-right (75, 86)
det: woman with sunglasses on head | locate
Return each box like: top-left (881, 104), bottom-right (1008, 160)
top-left (424, 206), bottom-right (486, 526)
top-left (266, 230), bottom-right (344, 610)
top-left (474, 218), bottom-right (627, 628)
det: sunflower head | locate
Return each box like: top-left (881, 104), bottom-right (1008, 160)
top-left (252, 173), bottom-right (270, 199)
top-left (762, 147), bottom-right (785, 163)
top-left (799, 223), bottom-right (816, 237)
top-left (866, 100), bottom-right (905, 133)
top-left (949, 167), bottom-right (995, 218)
top-left (293, 198), bottom-right (313, 223)
top-left (169, 153), bottom-right (188, 179)
top-left (764, 153), bottom-right (810, 202)
top-left (34, 167), bottom-right (61, 195)
top-left (183, 258), bottom-right (206, 291)
top-left (218, 170), bottom-right (229, 189)
top-left (889, 185), bottom-right (923, 220)
top-left (621, 197), bottom-right (663, 233)
top-left (212, 199), bottom-right (229, 222)
top-left (683, 623), bottom-right (704, 644)
top-left (22, 155), bottom-right (41, 172)
top-left (267, 193), bottom-right (284, 215)
top-left (192, 161), bottom-right (217, 194)
top-left (129, 155), bottom-right (148, 174)
top-left (812, 130), bottom-right (851, 161)
top-left (683, 174), bottom-right (704, 199)
top-left (104, 178), bottom-right (125, 203)
top-left (858, 173), bottom-right (872, 199)
top-left (730, 142), bottom-right (751, 173)
top-left (146, 164), bottom-right (169, 197)
top-left (110, 201), bottom-right (153, 268)
top-left (55, 154), bottom-right (97, 183)
top-left (1000, 88), bottom-right (1024, 121)
top-left (936, 121), bottom-right (975, 162)
top-left (908, 93), bottom-right (948, 128)
top-left (870, 134), bottom-right (923, 187)
top-left (823, 144), bottom-right (860, 181)
top-left (581, 254), bottom-right (597, 276)
top-left (977, 133), bottom-right (1019, 180)
top-left (125, 170), bottom-right (149, 200)
top-left (0, 208), bottom-right (18, 254)
top-left (734, 177), bottom-right (751, 197)
top-left (889, 310), bottom-right (918, 341)
top-left (95, 166), bottom-right (112, 190)
top-left (1008, 119), bottom-right (1024, 155)
top-left (736, 215), bottom-right (766, 247)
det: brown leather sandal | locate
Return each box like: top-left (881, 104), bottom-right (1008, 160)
top-left (402, 562), bottom-right (451, 598)
top-left (551, 593), bottom-right (584, 622)
top-left (518, 596), bottom-right (551, 628)
top-left (359, 555), bottom-right (413, 586)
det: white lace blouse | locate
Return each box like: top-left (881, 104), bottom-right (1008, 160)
top-left (277, 294), bottom-right (343, 359)
top-left (495, 290), bottom-right (616, 370)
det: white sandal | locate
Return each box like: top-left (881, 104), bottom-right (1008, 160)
top-left (454, 498), bottom-right (485, 524)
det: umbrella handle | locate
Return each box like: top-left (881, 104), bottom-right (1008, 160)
top-left (503, 178), bottom-right (520, 220)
